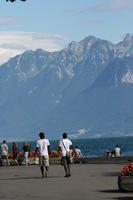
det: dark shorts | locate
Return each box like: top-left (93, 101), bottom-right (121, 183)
top-left (2, 155), bottom-right (7, 159)
top-left (61, 156), bottom-right (71, 166)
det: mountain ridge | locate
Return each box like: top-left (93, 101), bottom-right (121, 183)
top-left (0, 34), bottom-right (133, 139)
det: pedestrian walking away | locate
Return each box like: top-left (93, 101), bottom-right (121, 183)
top-left (22, 140), bottom-right (30, 165)
top-left (12, 141), bottom-right (19, 165)
top-left (59, 132), bottom-right (73, 178)
top-left (35, 132), bottom-right (50, 178)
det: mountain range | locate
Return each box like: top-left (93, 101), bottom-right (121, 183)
top-left (0, 33), bottom-right (133, 140)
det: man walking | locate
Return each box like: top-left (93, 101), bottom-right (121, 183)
top-left (59, 132), bottom-right (72, 177)
top-left (35, 132), bottom-right (50, 178)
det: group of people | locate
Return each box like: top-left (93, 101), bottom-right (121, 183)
top-left (1, 133), bottom-right (123, 179)
top-left (0, 132), bottom-right (82, 178)
top-left (35, 132), bottom-right (82, 178)
top-left (1, 140), bottom-right (30, 166)
top-left (104, 145), bottom-right (121, 158)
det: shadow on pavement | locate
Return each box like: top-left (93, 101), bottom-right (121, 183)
top-left (100, 189), bottom-right (120, 193)
top-left (0, 176), bottom-right (62, 180)
top-left (100, 190), bottom-right (133, 200)
top-left (113, 197), bottom-right (133, 200)
top-left (103, 172), bottom-right (121, 176)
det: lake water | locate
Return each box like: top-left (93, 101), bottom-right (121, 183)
top-left (7, 136), bottom-right (133, 157)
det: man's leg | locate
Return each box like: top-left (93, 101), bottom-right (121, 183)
top-left (66, 157), bottom-right (71, 177)
top-left (64, 165), bottom-right (68, 177)
top-left (63, 157), bottom-right (69, 177)
top-left (45, 166), bottom-right (48, 178)
top-left (40, 165), bottom-right (44, 178)
top-left (39, 156), bottom-right (44, 178)
top-left (6, 156), bottom-right (9, 166)
top-left (44, 156), bottom-right (49, 178)
top-left (67, 164), bottom-right (71, 176)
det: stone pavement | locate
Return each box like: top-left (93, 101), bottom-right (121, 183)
top-left (0, 164), bottom-right (132, 200)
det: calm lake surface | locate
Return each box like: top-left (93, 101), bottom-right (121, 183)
top-left (7, 136), bottom-right (133, 157)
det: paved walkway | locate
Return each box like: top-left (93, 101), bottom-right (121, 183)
top-left (0, 164), bottom-right (133, 200)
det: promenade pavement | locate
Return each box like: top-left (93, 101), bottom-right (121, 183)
top-left (0, 163), bottom-right (133, 200)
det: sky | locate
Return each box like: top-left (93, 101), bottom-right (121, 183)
top-left (0, 0), bottom-right (133, 64)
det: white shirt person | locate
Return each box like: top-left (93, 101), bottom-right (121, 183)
top-left (59, 138), bottom-right (72, 157)
top-left (35, 132), bottom-right (50, 178)
top-left (1, 140), bottom-right (9, 166)
top-left (114, 145), bottom-right (121, 157)
top-left (74, 146), bottom-right (83, 158)
top-left (59, 132), bottom-right (72, 177)
top-left (37, 138), bottom-right (50, 156)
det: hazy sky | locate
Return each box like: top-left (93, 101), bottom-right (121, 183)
top-left (0, 0), bottom-right (133, 64)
